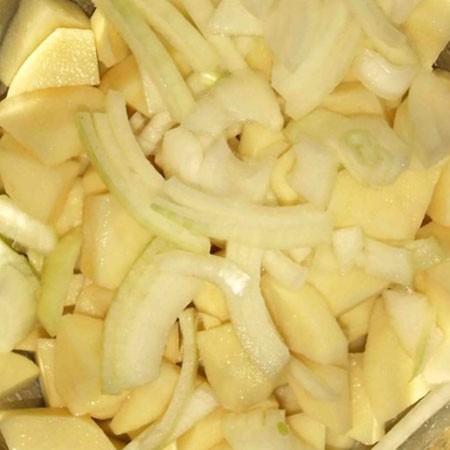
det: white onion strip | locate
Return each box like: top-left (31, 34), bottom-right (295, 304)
top-left (155, 249), bottom-right (290, 378)
top-left (126, 308), bottom-right (199, 450)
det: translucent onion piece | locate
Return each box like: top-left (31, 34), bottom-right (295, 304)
top-left (94, 0), bottom-right (194, 122)
top-left (208, 0), bottom-right (263, 36)
top-left (288, 357), bottom-right (339, 401)
top-left (131, 0), bottom-right (220, 72)
top-left (105, 90), bottom-right (165, 191)
top-left (155, 249), bottom-right (290, 378)
top-left (159, 177), bottom-right (333, 249)
top-left (353, 48), bottom-right (417, 100)
top-left (78, 112), bottom-right (210, 253)
top-left (272, 0), bottom-right (362, 119)
top-left (0, 195), bottom-right (57, 254)
top-left (166, 383), bottom-right (219, 442)
top-left (263, 0), bottom-right (322, 72)
top-left (127, 308), bottom-right (199, 450)
top-left (343, 0), bottom-right (416, 64)
top-left (262, 249), bottom-right (308, 291)
top-left (182, 69), bottom-right (283, 136)
top-left (286, 109), bottom-right (410, 187)
top-left (102, 241), bottom-right (200, 393)
top-left (37, 227), bottom-right (82, 337)
top-left (178, 0), bottom-right (248, 72)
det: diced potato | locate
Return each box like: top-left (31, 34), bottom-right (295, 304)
top-left (322, 82), bottom-right (385, 117)
top-left (8, 28), bottom-right (100, 97)
top-left (74, 281), bottom-right (115, 319)
top-left (36, 338), bottom-right (65, 408)
top-left (0, 133), bottom-right (79, 223)
top-left (80, 193), bottom-right (153, 289)
top-left (0, 86), bottom-right (105, 166)
top-left (110, 360), bottom-right (179, 435)
top-left (274, 384), bottom-right (301, 415)
top-left (308, 244), bottom-right (388, 315)
top-left (363, 299), bottom-right (429, 423)
top-left (348, 353), bottom-right (384, 445)
top-left (37, 227), bottom-right (82, 337)
top-left (287, 413), bottom-right (326, 450)
top-left (54, 314), bottom-right (125, 418)
top-left (0, 351), bottom-right (39, 399)
top-left (288, 361), bottom-right (351, 434)
top-left (100, 55), bottom-right (148, 116)
top-left (192, 280), bottom-right (229, 322)
top-left (238, 122), bottom-right (287, 160)
top-left (338, 297), bottom-right (375, 344)
top-left (416, 220), bottom-right (450, 254)
top-left (328, 168), bottom-right (440, 241)
top-left (55, 179), bottom-right (84, 235)
top-left (197, 323), bottom-right (278, 411)
top-left (163, 322), bottom-right (181, 364)
top-left (82, 165), bottom-right (108, 197)
top-left (177, 408), bottom-right (225, 450)
top-left (0, 408), bottom-right (116, 450)
top-left (13, 324), bottom-right (48, 353)
top-left (0, 0), bottom-right (89, 86)
top-left (404, 0), bottom-right (450, 68)
top-left (90, 8), bottom-right (129, 68)
top-left (261, 274), bottom-right (348, 367)
top-left (428, 158), bottom-right (450, 226)
top-left (270, 150), bottom-right (300, 205)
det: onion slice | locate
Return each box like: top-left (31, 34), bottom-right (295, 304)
top-left (0, 195), bottom-right (57, 254)
top-left (155, 249), bottom-right (290, 378)
top-left (78, 112), bottom-right (210, 254)
top-left (127, 308), bottom-right (199, 450)
top-left (94, 0), bottom-right (194, 122)
top-left (102, 239), bottom-right (201, 394)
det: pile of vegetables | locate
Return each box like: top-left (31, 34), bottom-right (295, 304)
top-left (1, 0), bottom-right (450, 449)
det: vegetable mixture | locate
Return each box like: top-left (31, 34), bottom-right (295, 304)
top-left (1, 0), bottom-right (450, 449)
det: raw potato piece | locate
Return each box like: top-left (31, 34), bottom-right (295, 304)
top-left (177, 408), bottom-right (225, 450)
top-left (328, 167), bottom-right (440, 241)
top-left (288, 361), bottom-right (352, 434)
top-left (348, 353), bottom-right (384, 445)
top-left (100, 55), bottom-right (148, 115)
top-left (0, 351), bottom-right (39, 399)
top-left (197, 323), bottom-right (278, 411)
top-left (287, 413), bottom-right (326, 450)
top-left (36, 339), bottom-right (65, 408)
top-left (404, 0), bottom-right (450, 68)
top-left (0, 86), bottom-right (105, 166)
top-left (110, 360), bottom-right (179, 435)
top-left (0, 134), bottom-right (79, 223)
top-left (261, 274), bottom-right (348, 367)
top-left (428, 159), bottom-right (450, 226)
top-left (80, 193), bottom-right (153, 290)
top-left (8, 28), bottom-right (100, 97)
top-left (363, 299), bottom-right (429, 423)
top-left (54, 314), bottom-right (125, 419)
top-left (90, 8), bottom-right (129, 68)
top-left (0, 0), bottom-right (89, 86)
top-left (0, 409), bottom-right (116, 450)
